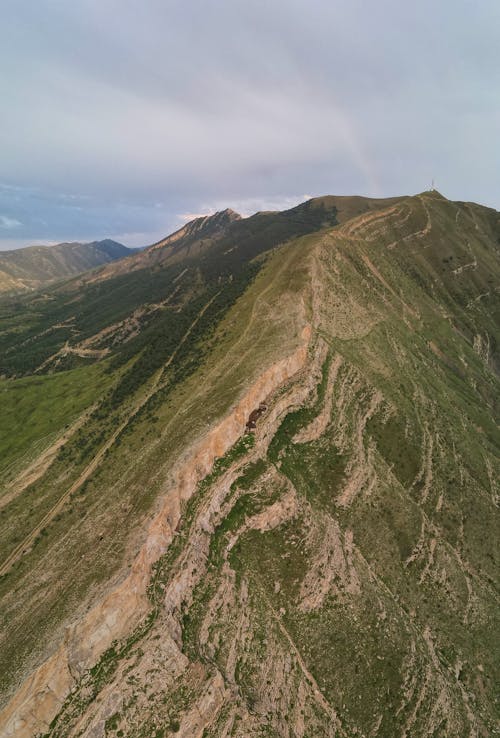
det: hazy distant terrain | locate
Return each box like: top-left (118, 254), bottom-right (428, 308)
top-left (0, 192), bottom-right (498, 737)
top-left (0, 239), bottom-right (132, 293)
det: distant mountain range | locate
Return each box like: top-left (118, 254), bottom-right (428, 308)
top-left (0, 238), bottom-right (133, 293)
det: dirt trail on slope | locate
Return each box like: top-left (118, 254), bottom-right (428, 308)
top-left (340, 204), bottom-right (402, 239)
top-left (361, 254), bottom-right (419, 318)
top-left (0, 404), bottom-right (97, 511)
top-left (386, 196), bottom-right (432, 249)
top-left (0, 293), bottom-right (220, 578)
top-left (338, 194), bottom-right (432, 252)
top-left (33, 283), bottom-right (185, 373)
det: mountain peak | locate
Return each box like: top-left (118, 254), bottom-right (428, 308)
top-left (149, 207), bottom-right (241, 253)
top-left (191, 207), bottom-right (241, 229)
top-left (184, 208), bottom-right (242, 232)
top-left (218, 207), bottom-right (241, 219)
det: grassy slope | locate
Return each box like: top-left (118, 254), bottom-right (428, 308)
top-left (0, 240), bottom-right (130, 294)
top-left (75, 192), bottom-right (498, 737)
top-left (171, 194), bottom-right (498, 737)
top-left (0, 200), bottom-right (335, 377)
top-left (1, 192), bottom-right (499, 737)
top-left (0, 364), bottom-right (113, 487)
top-left (229, 193), bottom-right (500, 736)
top-left (0, 229), bottom-right (312, 706)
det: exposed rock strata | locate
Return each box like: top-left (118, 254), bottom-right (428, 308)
top-left (0, 327), bottom-right (312, 738)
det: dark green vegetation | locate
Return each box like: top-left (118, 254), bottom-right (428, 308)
top-left (0, 199), bottom-right (337, 377)
top-left (0, 239), bottom-right (132, 294)
top-left (0, 192), bottom-right (499, 738)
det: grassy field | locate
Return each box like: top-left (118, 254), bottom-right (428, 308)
top-left (0, 363), bottom-right (113, 488)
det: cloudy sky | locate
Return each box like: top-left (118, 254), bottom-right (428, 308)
top-left (1, 0), bottom-right (499, 249)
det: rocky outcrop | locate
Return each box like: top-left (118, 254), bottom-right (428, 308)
top-left (0, 327), bottom-right (312, 738)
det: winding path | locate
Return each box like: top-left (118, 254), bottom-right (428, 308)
top-left (0, 293), bottom-right (220, 578)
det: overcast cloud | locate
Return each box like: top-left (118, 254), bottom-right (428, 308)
top-left (0, 0), bottom-right (499, 248)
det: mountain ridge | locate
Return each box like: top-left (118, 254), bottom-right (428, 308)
top-left (0, 190), bottom-right (498, 737)
top-left (0, 238), bottom-right (132, 294)
top-left (47, 194), bottom-right (409, 292)
top-left (149, 208), bottom-right (242, 251)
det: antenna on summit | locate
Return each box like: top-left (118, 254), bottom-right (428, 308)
top-left (431, 178), bottom-right (436, 191)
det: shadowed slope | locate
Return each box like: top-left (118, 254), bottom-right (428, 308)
top-left (0, 239), bottom-right (131, 293)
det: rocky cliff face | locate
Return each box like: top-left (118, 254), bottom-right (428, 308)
top-left (0, 192), bottom-right (498, 737)
top-left (1, 327), bottom-right (312, 738)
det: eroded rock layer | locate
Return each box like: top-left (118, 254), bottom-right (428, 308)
top-left (0, 192), bottom-right (499, 737)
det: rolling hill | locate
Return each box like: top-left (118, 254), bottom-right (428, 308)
top-left (0, 239), bottom-right (132, 294)
top-left (0, 191), bottom-right (498, 737)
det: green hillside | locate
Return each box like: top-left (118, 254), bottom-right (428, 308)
top-left (0, 192), bottom-right (498, 738)
top-left (0, 239), bottom-right (132, 294)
